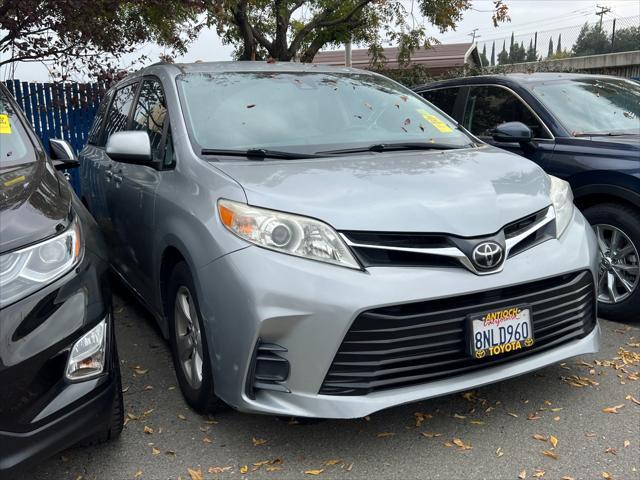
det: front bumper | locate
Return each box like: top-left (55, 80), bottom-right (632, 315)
top-left (197, 209), bottom-right (600, 418)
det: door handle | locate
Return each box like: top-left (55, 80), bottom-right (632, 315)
top-left (113, 174), bottom-right (123, 183)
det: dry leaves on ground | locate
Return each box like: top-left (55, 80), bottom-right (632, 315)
top-left (451, 438), bottom-right (473, 450)
top-left (305, 469), bottom-right (324, 475)
top-left (602, 404), bottom-right (625, 414)
top-left (252, 437), bottom-right (267, 446)
top-left (187, 468), bottom-right (203, 480)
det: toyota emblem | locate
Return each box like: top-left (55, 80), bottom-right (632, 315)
top-left (472, 241), bottom-right (504, 270)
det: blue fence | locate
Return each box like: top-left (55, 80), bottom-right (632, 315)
top-left (3, 80), bottom-right (107, 192)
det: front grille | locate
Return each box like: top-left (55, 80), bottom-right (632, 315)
top-left (320, 270), bottom-right (596, 396)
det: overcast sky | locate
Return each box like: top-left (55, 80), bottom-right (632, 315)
top-left (3, 0), bottom-right (639, 81)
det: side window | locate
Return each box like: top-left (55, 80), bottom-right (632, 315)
top-left (421, 88), bottom-right (460, 119)
top-left (102, 83), bottom-right (138, 141)
top-left (87, 91), bottom-right (112, 146)
top-left (163, 128), bottom-right (174, 168)
top-left (132, 79), bottom-right (168, 161)
top-left (463, 86), bottom-right (550, 139)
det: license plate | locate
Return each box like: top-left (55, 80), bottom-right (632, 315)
top-left (468, 305), bottom-right (534, 359)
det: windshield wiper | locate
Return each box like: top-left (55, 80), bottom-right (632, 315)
top-left (317, 142), bottom-right (467, 155)
top-left (201, 148), bottom-right (322, 160)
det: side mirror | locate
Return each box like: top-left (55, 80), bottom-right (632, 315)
top-left (106, 131), bottom-right (152, 164)
top-left (49, 138), bottom-right (80, 170)
top-left (491, 122), bottom-right (534, 144)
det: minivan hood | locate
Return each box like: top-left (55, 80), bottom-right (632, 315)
top-left (212, 146), bottom-right (551, 236)
top-left (0, 160), bottom-right (70, 254)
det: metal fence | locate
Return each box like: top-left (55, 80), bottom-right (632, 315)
top-left (477, 15), bottom-right (640, 66)
top-left (2, 80), bottom-right (106, 191)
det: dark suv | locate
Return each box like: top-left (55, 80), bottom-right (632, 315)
top-left (0, 83), bottom-right (123, 474)
top-left (415, 73), bottom-right (640, 321)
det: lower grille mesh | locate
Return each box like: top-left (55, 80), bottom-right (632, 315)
top-left (320, 270), bottom-right (596, 396)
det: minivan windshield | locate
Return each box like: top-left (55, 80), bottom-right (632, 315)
top-left (0, 90), bottom-right (35, 168)
top-left (177, 71), bottom-right (474, 156)
top-left (529, 78), bottom-right (640, 136)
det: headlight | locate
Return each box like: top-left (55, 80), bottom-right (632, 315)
top-left (0, 217), bottom-right (82, 308)
top-left (549, 175), bottom-right (574, 238)
top-left (66, 318), bottom-right (107, 381)
top-left (218, 199), bottom-right (360, 269)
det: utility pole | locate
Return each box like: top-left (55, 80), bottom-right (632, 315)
top-left (468, 28), bottom-right (480, 44)
top-left (595, 5), bottom-right (611, 28)
top-left (345, 38), bottom-right (352, 67)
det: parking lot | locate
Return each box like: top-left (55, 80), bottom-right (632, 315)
top-left (25, 282), bottom-right (639, 480)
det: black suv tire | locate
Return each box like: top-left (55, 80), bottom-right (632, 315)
top-left (583, 203), bottom-right (640, 323)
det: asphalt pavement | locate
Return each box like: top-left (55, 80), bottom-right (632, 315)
top-left (30, 283), bottom-right (639, 480)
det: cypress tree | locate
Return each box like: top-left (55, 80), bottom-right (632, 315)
top-left (490, 41), bottom-right (496, 66)
top-left (557, 34), bottom-right (562, 54)
top-left (548, 37), bottom-right (554, 58)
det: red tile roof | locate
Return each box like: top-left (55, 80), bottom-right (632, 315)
top-left (313, 43), bottom-right (480, 74)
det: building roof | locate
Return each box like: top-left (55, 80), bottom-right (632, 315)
top-left (313, 43), bottom-right (481, 73)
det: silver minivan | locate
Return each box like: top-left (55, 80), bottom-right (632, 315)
top-left (80, 62), bottom-right (600, 418)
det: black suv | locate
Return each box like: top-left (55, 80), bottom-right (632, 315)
top-left (0, 83), bottom-right (123, 473)
top-left (415, 73), bottom-right (640, 322)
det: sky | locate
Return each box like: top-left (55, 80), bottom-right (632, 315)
top-left (2, 0), bottom-right (639, 81)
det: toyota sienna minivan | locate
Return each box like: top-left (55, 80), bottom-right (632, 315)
top-left (0, 83), bottom-right (122, 474)
top-left (79, 61), bottom-right (600, 418)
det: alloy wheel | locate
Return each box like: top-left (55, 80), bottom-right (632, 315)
top-left (174, 286), bottom-right (204, 389)
top-left (594, 224), bottom-right (640, 304)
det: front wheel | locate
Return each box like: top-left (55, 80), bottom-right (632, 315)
top-left (168, 261), bottom-right (222, 413)
top-left (583, 203), bottom-right (640, 322)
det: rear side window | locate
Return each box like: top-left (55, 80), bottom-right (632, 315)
top-left (87, 91), bottom-right (112, 146)
top-left (132, 79), bottom-right (168, 161)
top-left (421, 88), bottom-right (460, 119)
top-left (102, 83), bottom-right (138, 141)
top-left (463, 85), bottom-right (551, 139)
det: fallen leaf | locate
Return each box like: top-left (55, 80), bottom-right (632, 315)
top-left (550, 435), bottom-right (558, 448)
top-left (122, 386), bottom-right (130, 393)
top-left (134, 471), bottom-right (143, 480)
top-left (585, 432), bottom-right (597, 437)
top-left (495, 447), bottom-right (504, 457)
top-left (532, 433), bottom-right (548, 442)
top-left (177, 414), bottom-right (187, 420)
top-left (470, 420), bottom-right (485, 425)
top-left (208, 466), bottom-right (232, 474)
top-left (626, 395), bottom-right (640, 405)
top-left (550, 407), bottom-right (563, 412)
top-left (602, 404), bottom-right (625, 414)
top-left (203, 436), bottom-right (213, 444)
top-left (165, 450), bottom-right (176, 456)
top-left (543, 450), bottom-right (559, 460)
top-left (533, 469), bottom-right (546, 478)
top-left (624, 440), bottom-right (630, 448)
top-left (561, 476), bottom-right (576, 480)
top-left (452, 438), bottom-right (472, 450)
top-left (602, 473), bottom-right (613, 480)
top-left (187, 468), bottom-right (203, 480)
top-left (604, 447), bottom-right (617, 455)
top-left (144, 385), bottom-right (153, 391)
top-left (421, 432), bottom-right (442, 438)
top-left (143, 425), bottom-right (154, 434)
top-left (553, 416), bottom-right (561, 421)
top-left (252, 437), bottom-right (267, 446)
top-left (507, 412), bottom-right (519, 418)
top-left (152, 447), bottom-right (160, 455)
top-left (133, 367), bottom-right (148, 376)
top-left (518, 469), bottom-right (527, 480)
top-left (346, 463), bottom-right (353, 471)
top-left (324, 459), bottom-right (342, 466)
top-left (376, 432), bottom-right (395, 437)
top-left (240, 465), bottom-right (248, 474)
top-left (414, 412), bottom-right (432, 427)
top-left (305, 469), bottom-right (324, 475)
top-left (452, 413), bottom-right (466, 419)
top-left (527, 413), bottom-right (541, 420)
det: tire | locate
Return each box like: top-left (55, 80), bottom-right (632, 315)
top-left (583, 203), bottom-right (640, 323)
top-left (79, 346), bottom-right (124, 446)
top-left (167, 261), bottom-right (222, 413)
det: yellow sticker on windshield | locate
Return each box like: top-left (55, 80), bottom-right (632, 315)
top-left (417, 109), bottom-right (453, 133)
top-left (0, 114), bottom-right (11, 134)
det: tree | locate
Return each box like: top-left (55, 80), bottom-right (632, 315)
top-left (547, 37), bottom-right (554, 58)
top-left (206, 0), bottom-right (510, 63)
top-left (611, 25), bottom-right (640, 53)
top-left (490, 41), bottom-right (495, 66)
top-left (0, 0), bottom-right (201, 80)
top-left (572, 22), bottom-right (609, 56)
top-left (525, 38), bottom-right (537, 62)
top-left (556, 33), bottom-right (562, 54)
top-left (497, 39), bottom-right (509, 64)
top-left (480, 44), bottom-right (489, 66)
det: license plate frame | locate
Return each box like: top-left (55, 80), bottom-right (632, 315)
top-left (467, 304), bottom-right (535, 359)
